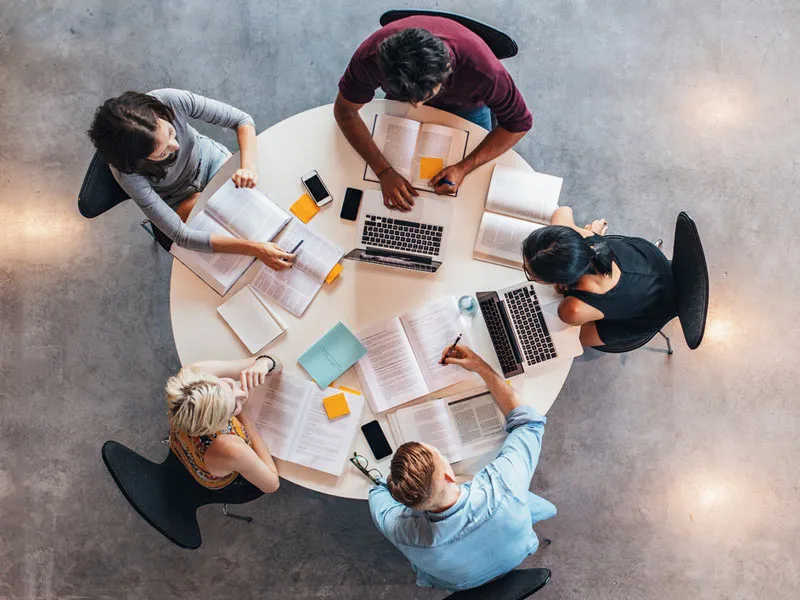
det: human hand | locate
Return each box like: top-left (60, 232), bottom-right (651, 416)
top-left (232, 168), bottom-right (258, 189)
top-left (440, 344), bottom-right (488, 373)
top-left (554, 283), bottom-right (570, 296)
top-left (584, 218), bottom-right (608, 235)
top-left (378, 167), bottom-right (418, 211)
top-left (256, 242), bottom-right (295, 270)
top-left (239, 356), bottom-right (278, 393)
top-left (429, 163), bottom-right (466, 195)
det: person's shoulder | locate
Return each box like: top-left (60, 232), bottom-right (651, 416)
top-left (205, 431), bottom-right (249, 460)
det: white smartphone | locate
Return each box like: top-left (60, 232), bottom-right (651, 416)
top-left (301, 170), bottom-right (333, 207)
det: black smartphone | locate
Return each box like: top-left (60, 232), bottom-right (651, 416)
top-left (361, 420), bottom-right (392, 460)
top-left (340, 187), bottom-right (363, 221)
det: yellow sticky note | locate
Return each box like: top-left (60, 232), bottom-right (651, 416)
top-left (325, 263), bottom-right (343, 284)
top-left (290, 193), bottom-right (320, 224)
top-left (323, 392), bottom-right (350, 420)
top-left (419, 156), bottom-right (444, 180)
top-left (337, 385), bottom-right (362, 396)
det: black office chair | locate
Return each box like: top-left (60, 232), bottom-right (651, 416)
top-left (595, 212), bottom-right (709, 354)
top-left (379, 10), bottom-right (518, 60)
top-left (101, 440), bottom-right (264, 549)
top-left (443, 568), bottom-right (551, 600)
top-left (78, 152), bottom-right (172, 251)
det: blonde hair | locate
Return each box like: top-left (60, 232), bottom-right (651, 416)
top-left (387, 442), bottom-right (437, 509)
top-left (165, 368), bottom-right (231, 436)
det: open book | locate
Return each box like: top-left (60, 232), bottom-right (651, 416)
top-left (473, 164), bottom-right (563, 270)
top-left (387, 390), bottom-right (506, 463)
top-left (249, 220), bottom-right (345, 317)
top-left (170, 180), bottom-right (292, 295)
top-left (364, 115), bottom-right (469, 195)
top-left (354, 296), bottom-right (479, 414)
top-left (248, 372), bottom-right (365, 477)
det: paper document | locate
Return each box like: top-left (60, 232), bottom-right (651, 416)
top-left (217, 286), bottom-right (286, 353)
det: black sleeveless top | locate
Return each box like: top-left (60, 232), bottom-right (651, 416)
top-left (563, 235), bottom-right (677, 345)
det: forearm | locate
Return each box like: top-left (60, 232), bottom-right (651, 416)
top-left (459, 127), bottom-right (526, 174)
top-left (190, 356), bottom-right (260, 378)
top-left (334, 104), bottom-right (391, 174)
top-left (238, 412), bottom-right (280, 476)
top-left (475, 360), bottom-right (522, 416)
top-left (210, 234), bottom-right (260, 256)
top-left (237, 124), bottom-right (258, 171)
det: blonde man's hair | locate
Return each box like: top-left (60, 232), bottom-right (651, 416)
top-left (165, 368), bottom-right (231, 437)
top-left (387, 442), bottom-right (437, 509)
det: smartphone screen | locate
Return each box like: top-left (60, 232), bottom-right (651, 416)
top-left (303, 173), bottom-right (330, 205)
top-left (340, 187), bottom-right (363, 221)
top-left (361, 420), bottom-right (393, 460)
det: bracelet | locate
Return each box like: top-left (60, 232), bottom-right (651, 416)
top-left (375, 165), bottom-right (393, 178)
top-left (256, 355), bottom-right (277, 372)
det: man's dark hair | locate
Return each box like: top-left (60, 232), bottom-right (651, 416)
top-left (378, 28), bottom-right (452, 103)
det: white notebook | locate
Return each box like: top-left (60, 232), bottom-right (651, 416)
top-left (387, 390), bottom-right (506, 463)
top-left (170, 180), bottom-right (292, 295)
top-left (354, 296), bottom-right (480, 414)
top-left (217, 286), bottom-right (287, 353)
top-left (473, 164), bottom-right (563, 270)
top-left (247, 372), bottom-right (365, 477)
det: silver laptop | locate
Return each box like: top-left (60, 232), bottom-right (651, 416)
top-left (344, 190), bottom-right (452, 274)
top-left (477, 282), bottom-right (583, 378)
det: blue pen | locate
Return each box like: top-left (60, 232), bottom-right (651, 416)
top-left (437, 178), bottom-right (456, 187)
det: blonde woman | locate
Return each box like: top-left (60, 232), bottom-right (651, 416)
top-left (166, 355), bottom-right (281, 494)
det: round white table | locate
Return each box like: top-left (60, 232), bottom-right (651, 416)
top-left (170, 100), bottom-right (573, 500)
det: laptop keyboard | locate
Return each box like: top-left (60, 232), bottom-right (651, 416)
top-left (478, 298), bottom-right (522, 376)
top-left (362, 215), bottom-right (443, 257)
top-left (504, 286), bottom-right (557, 366)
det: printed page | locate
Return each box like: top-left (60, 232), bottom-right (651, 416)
top-left (446, 392), bottom-right (506, 461)
top-left (354, 317), bottom-right (430, 413)
top-left (411, 123), bottom-right (469, 191)
top-left (391, 399), bottom-right (462, 463)
top-left (400, 297), bottom-right (478, 393)
top-left (217, 286), bottom-right (285, 353)
top-left (485, 164), bottom-right (562, 224)
top-left (170, 210), bottom-right (253, 295)
top-left (289, 390), bottom-right (365, 477)
top-left (252, 373), bottom-right (312, 461)
top-left (250, 262), bottom-right (321, 318)
top-left (205, 179), bottom-right (291, 242)
top-left (365, 115), bottom-right (421, 181)
top-left (276, 220), bottom-right (344, 283)
top-left (473, 211), bottom-right (544, 270)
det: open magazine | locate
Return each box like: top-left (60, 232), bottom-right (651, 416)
top-left (246, 372), bottom-right (365, 477)
top-left (387, 390), bottom-right (506, 463)
top-left (354, 296), bottom-right (479, 414)
top-left (363, 114), bottom-right (469, 195)
top-left (170, 180), bottom-right (291, 295)
top-left (249, 220), bottom-right (344, 317)
top-left (473, 164), bottom-right (563, 270)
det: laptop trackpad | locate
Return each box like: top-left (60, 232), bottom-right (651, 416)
top-left (542, 301), bottom-right (569, 332)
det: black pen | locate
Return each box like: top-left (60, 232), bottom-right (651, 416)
top-left (440, 333), bottom-right (462, 365)
top-left (289, 239), bottom-right (304, 254)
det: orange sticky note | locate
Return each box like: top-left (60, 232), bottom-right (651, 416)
top-left (323, 392), bottom-right (350, 420)
top-left (290, 193), bottom-right (320, 224)
top-left (419, 156), bottom-right (444, 180)
top-left (337, 385), bottom-right (362, 396)
top-left (325, 263), bottom-right (343, 284)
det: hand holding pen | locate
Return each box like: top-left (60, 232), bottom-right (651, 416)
top-left (429, 163), bottom-right (466, 195)
top-left (440, 334), bottom-right (463, 365)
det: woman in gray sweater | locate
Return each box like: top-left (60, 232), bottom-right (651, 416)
top-left (88, 89), bottom-right (293, 270)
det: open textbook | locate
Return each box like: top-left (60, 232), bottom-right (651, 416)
top-left (387, 390), bottom-right (506, 463)
top-left (363, 114), bottom-right (469, 195)
top-left (170, 180), bottom-right (292, 295)
top-left (249, 220), bottom-right (345, 317)
top-left (248, 372), bottom-right (365, 477)
top-left (354, 296), bottom-right (480, 414)
top-left (473, 164), bottom-right (563, 270)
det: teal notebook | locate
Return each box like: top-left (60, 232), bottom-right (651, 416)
top-left (298, 322), bottom-right (367, 389)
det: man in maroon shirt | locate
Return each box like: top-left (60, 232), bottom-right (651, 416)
top-left (335, 16), bottom-right (533, 211)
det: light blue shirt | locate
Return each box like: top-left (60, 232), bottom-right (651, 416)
top-left (369, 405), bottom-right (556, 591)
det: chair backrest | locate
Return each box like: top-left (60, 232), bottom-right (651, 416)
top-left (101, 440), bottom-right (263, 549)
top-left (379, 9), bottom-right (518, 60)
top-left (593, 330), bottom-right (660, 354)
top-left (670, 212), bottom-right (709, 349)
top-left (444, 569), bottom-right (551, 600)
top-left (78, 152), bottom-right (129, 218)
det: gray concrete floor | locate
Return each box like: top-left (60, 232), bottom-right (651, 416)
top-left (1, 0), bottom-right (798, 598)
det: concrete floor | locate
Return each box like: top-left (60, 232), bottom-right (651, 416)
top-left (1, 0), bottom-right (798, 598)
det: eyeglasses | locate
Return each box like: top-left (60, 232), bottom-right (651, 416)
top-left (349, 453), bottom-right (383, 485)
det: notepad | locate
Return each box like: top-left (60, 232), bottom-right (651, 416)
top-left (325, 263), bottom-right (343, 284)
top-left (323, 392), bottom-right (350, 420)
top-left (298, 322), bottom-right (367, 389)
top-left (419, 156), bottom-right (444, 180)
top-left (290, 193), bottom-right (320, 223)
top-left (217, 286), bottom-right (287, 353)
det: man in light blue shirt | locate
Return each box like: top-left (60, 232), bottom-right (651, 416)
top-left (368, 344), bottom-right (556, 591)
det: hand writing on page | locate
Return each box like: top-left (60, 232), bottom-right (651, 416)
top-left (440, 344), bottom-right (488, 373)
top-left (232, 168), bottom-right (258, 189)
top-left (429, 163), bottom-right (466, 195)
top-left (256, 242), bottom-right (295, 271)
top-left (378, 167), bottom-right (417, 211)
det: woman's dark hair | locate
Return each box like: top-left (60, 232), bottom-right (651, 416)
top-left (87, 91), bottom-right (176, 179)
top-left (522, 226), bottom-right (615, 287)
top-left (377, 28), bottom-right (452, 103)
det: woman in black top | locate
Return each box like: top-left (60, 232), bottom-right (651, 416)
top-left (522, 207), bottom-right (677, 347)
